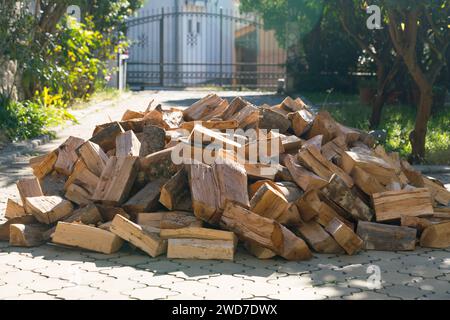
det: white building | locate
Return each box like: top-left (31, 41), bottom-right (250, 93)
top-left (126, 0), bottom-right (286, 88)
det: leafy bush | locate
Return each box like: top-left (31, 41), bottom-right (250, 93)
top-left (0, 92), bottom-right (75, 141)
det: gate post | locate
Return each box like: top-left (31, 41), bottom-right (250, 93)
top-left (160, 8), bottom-right (165, 87)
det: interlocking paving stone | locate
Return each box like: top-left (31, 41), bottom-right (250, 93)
top-left (0, 285), bottom-right (34, 299)
top-left (343, 291), bottom-right (400, 300)
top-left (135, 259), bottom-right (184, 274)
top-left (313, 284), bottom-right (362, 299)
top-left (24, 278), bottom-right (75, 292)
top-left (123, 286), bottom-right (180, 300)
top-left (267, 287), bottom-right (327, 300)
top-left (406, 278), bottom-right (450, 294)
top-left (15, 292), bottom-right (62, 300)
top-left (48, 285), bottom-right (107, 300)
top-left (92, 278), bottom-right (147, 292)
top-left (130, 273), bottom-right (186, 287)
top-left (376, 284), bottom-right (428, 300)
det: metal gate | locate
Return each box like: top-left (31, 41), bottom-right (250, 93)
top-left (126, 6), bottom-right (287, 90)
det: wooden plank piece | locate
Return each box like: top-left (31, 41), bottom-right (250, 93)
top-left (52, 222), bottom-right (124, 254)
top-left (167, 238), bottom-right (235, 261)
top-left (110, 215), bottom-right (167, 257)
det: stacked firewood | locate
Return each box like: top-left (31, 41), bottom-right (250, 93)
top-left (1, 94), bottom-right (449, 261)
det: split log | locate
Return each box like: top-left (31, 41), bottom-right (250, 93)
top-left (189, 125), bottom-right (242, 151)
top-left (16, 178), bottom-right (44, 204)
top-left (180, 120), bottom-right (239, 132)
top-left (420, 222), bottom-right (450, 249)
top-left (64, 184), bottom-right (91, 206)
top-left (43, 204), bottom-right (103, 240)
top-left (121, 109), bottom-right (144, 121)
top-left (182, 94), bottom-right (228, 121)
top-left (221, 97), bottom-right (249, 120)
top-left (356, 221), bottom-right (417, 251)
top-left (5, 198), bottom-right (26, 220)
top-left (325, 217), bottom-right (363, 255)
top-left (90, 121), bottom-right (124, 152)
top-left (110, 214), bottom-right (167, 257)
top-left (244, 163), bottom-right (278, 180)
top-left (64, 160), bottom-right (99, 195)
top-left (139, 125), bottom-right (166, 157)
top-left (259, 107), bottom-right (290, 134)
top-left (123, 178), bottom-right (167, 217)
top-left (322, 136), bottom-right (347, 161)
top-left (302, 135), bottom-right (323, 151)
top-left (167, 238), bottom-right (235, 261)
top-left (221, 202), bottom-right (312, 261)
top-left (401, 215), bottom-right (434, 233)
top-left (298, 145), bottom-right (353, 188)
top-left (29, 151), bottom-right (58, 179)
top-left (159, 169), bottom-right (192, 211)
top-left (78, 141), bottom-right (109, 177)
top-left (290, 109), bottom-right (314, 137)
top-left (52, 222), bottom-right (124, 254)
top-left (188, 158), bottom-right (249, 224)
top-left (423, 176), bottom-right (450, 206)
top-left (284, 154), bottom-right (328, 192)
top-left (213, 157), bottom-right (249, 210)
top-left (136, 212), bottom-right (165, 228)
top-left (160, 227), bottom-right (236, 242)
top-left (140, 147), bottom-right (181, 180)
top-left (54, 136), bottom-right (85, 176)
top-left (281, 96), bottom-right (307, 112)
top-left (9, 224), bottom-right (49, 247)
top-left (306, 111), bottom-right (341, 143)
top-left (160, 212), bottom-right (203, 229)
top-left (341, 151), bottom-right (397, 185)
top-left (188, 162), bottom-right (220, 223)
top-left (25, 196), bottom-right (74, 224)
top-left (372, 189), bottom-right (434, 222)
top-left (92, 156), bottom-right (139, 205)
top-left (250, 182), bottom-right (290, 221)
top-left (296, 190), bottom-right (322, 221)
top-left (315, 200), bottom-right (354, 230)
top-left (350, 166), bottom-right (385, 195)
top-left (0, 216), bottom-right (37, 241)
top-left (229, 104), bottom-right (260, 129)
top-left (244, 241), bottom-right (276, 259)
top-left (321, 174), bottom-right (373, 222)
top-left (294, 221), bottom-right (345, 254)
top-left (401, 160), bottom-right (424, 187)
top-left (116, 130), bottom-right (141, 157)
top-left (96, 206), bottom-right (130, 222)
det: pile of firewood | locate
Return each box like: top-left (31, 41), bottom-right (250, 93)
top-left (1, 94), bottom-right (450, 261)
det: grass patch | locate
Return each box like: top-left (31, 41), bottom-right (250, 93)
top-left (70, 87), bottom-right (122, 110)
top-left (302, 92), bottom-right (450, 165)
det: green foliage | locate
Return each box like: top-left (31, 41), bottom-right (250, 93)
top-left (305, 92), bottom-right (450, 164)
top-left (0, 93), bottom-right (74, 141)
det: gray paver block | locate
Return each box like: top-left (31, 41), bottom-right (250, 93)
top-left (48, 285), bottom-right (107, 300)
top-left (124, 286), bottom-right (180, 300)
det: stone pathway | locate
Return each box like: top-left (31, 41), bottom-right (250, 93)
top-left (0, 90), bottom-right (449, 300)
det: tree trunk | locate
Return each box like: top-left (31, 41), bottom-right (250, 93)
top-left (370, 92), bottom-right (386, 129)
top-left (370, 64), bottom-right (387, 129)
top-left (409, 83), bottom-right (433, 163)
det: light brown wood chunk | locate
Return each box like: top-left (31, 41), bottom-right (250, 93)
top-left (372, 188), bottom-right (434, 222)
top-left (325, 217), bottom-right (363, 255)
top-left (25, 196), bottom-right (74, 224)
top-left (110, 215), bottom-right (167, 257)
top-left (52, 222), bottom-right (124, 254)
top-left (167, 238), bottom-right (235, 261)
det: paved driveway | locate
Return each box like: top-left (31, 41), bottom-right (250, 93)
top-left (0, 90), bottom-right (449, 300)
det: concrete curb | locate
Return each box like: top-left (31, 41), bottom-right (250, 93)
top-left (414, 165), bottom-right (450, 174)
top-left (0, 135), bottom-right (51, 166)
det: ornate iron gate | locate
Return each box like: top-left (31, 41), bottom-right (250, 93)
top-left (126, 6), bottom-right (287, 89)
